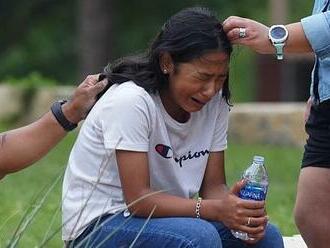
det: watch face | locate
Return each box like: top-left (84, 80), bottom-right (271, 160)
top-left (270, 26), bottom-right (286, 39)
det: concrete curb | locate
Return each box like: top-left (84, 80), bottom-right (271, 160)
top-left (283, 235), bottom-right (307, 248)
top-left (228, 103), bottom-right (307, 147)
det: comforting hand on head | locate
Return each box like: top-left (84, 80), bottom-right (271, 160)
top-left (223, 16), bottom-right (272, 54)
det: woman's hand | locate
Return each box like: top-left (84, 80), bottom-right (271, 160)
top-left (63, 74), bottom-right (107, 123)
top-left (223, 16), bottom-right (272, 54)
top-left (215, 180), bottom-right (268, 244)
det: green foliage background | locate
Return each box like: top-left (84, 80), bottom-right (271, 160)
top-left (0, 0), bottom-right (313, 101)
top-left (0, 0), bottom-right (77, 84)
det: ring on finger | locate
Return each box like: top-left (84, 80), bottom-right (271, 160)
top-left (239, 27), bottom-right (247, 38)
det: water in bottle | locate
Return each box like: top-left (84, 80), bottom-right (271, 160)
top-left (231, 155), bottom-right (268, 240)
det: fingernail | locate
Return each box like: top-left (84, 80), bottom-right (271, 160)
top-left (99, 79), bottom-right (107, 85)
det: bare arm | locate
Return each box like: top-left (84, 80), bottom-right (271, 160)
top-left (116, 149), bottom-right (266, 240)
top-left (223, 16), bottom-right (312, 54)
top-left (116, 150), bottom-right (197, 217)
top-left (0, 112), bottom-right (67, 179)
top-left (285, 22), bottom-right (313, 53)
top-left (0, 74), bottom-right (106, 179)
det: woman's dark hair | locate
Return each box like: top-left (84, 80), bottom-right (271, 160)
top-left (98, 7), bottom-right (233, 104)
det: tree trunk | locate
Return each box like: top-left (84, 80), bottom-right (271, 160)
top-left (77, 0), bottom-right (114, 81)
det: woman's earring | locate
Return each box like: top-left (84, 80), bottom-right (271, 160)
top-left (163, 69), bottom-right (168, 74)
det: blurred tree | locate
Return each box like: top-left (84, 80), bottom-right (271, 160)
top-left (0, 0), bottom-right (312, 101)
top-left (0, 0), bottom-right (77, 84)
top-left (112, 0), bottom-right (268, 57)
top-left (77, 0), bottom-right (114, 81)
top-left (289, 0), bottom-right (314, 21)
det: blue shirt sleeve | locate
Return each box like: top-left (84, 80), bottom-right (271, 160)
top-left (301, 11), bottom-right (330, 59)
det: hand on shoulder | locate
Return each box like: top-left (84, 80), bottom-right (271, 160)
top-left (62, 74), bottom-right (107, 123)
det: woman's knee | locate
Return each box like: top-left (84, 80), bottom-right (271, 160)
top-left (182, 219), bottom-right (222, 248)
top-left (266, 223), bottom-right (282, 237)
top-left (258, 223), bottom-right (284, 248)
top-left (294, 201), bottom-right (307, 230)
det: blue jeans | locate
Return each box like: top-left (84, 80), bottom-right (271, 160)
top-left (68, 213), bottom-right (284, 248)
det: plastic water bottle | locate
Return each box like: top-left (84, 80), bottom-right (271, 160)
top-left (231, 155), bottom-right (268, 240)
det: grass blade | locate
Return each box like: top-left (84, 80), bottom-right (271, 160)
top-left (7, 188), bottom-right (48, 246)
top-left (68, 149), bottom-right (113, 239)
top-left (77, 190), bottom-right (165, 248)
top-left (7, 172), bottom-right (62, 248)
top-left (40, 200), bottom-right (61, 245)
top-left (79, 211), bottom-right (135, 248)
top-left (0, 210), bottom-right (20, 244)
top-left (129, 205), bottom-right (157, 248)
top-left (37, 205), bottom-right (127, 247)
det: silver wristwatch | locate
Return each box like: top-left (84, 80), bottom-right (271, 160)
top-left (268, 25), bottom-right (289, 60)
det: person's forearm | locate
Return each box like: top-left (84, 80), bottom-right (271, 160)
top-left (284, 22), bottom-right (313, 53)
top-left (126, 189), bottom-right (221, 221)
top-left (0, 111), bottom-right (67, 177)
top-left (223, 17), bottom-right (313, 55)
top-left (0, 74), bottom-right (106, 180)
top-left (127, 189), bottom-right (196, 218)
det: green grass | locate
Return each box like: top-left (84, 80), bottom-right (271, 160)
top-left (0, 132), bottom-right (77, 247)
top-left (0, 134), bottom-right (302, 247)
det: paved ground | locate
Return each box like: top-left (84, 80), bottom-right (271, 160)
top-left (283, 235), bottom-right (307, 248)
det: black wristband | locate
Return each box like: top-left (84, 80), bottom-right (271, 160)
top-left (51, 100), bottom-right (78, 131)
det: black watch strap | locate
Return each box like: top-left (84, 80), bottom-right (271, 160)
top-left (51, 100), bottom-right (78, 131)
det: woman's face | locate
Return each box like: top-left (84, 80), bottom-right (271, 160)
top-left (160, 51), bottom-right (229, 122)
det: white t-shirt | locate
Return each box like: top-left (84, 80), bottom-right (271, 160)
top-left (62, 81), bottom-right (229, 240)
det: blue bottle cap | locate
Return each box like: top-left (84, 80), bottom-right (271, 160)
top-left (253, 155), bottom-right (265, 163)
